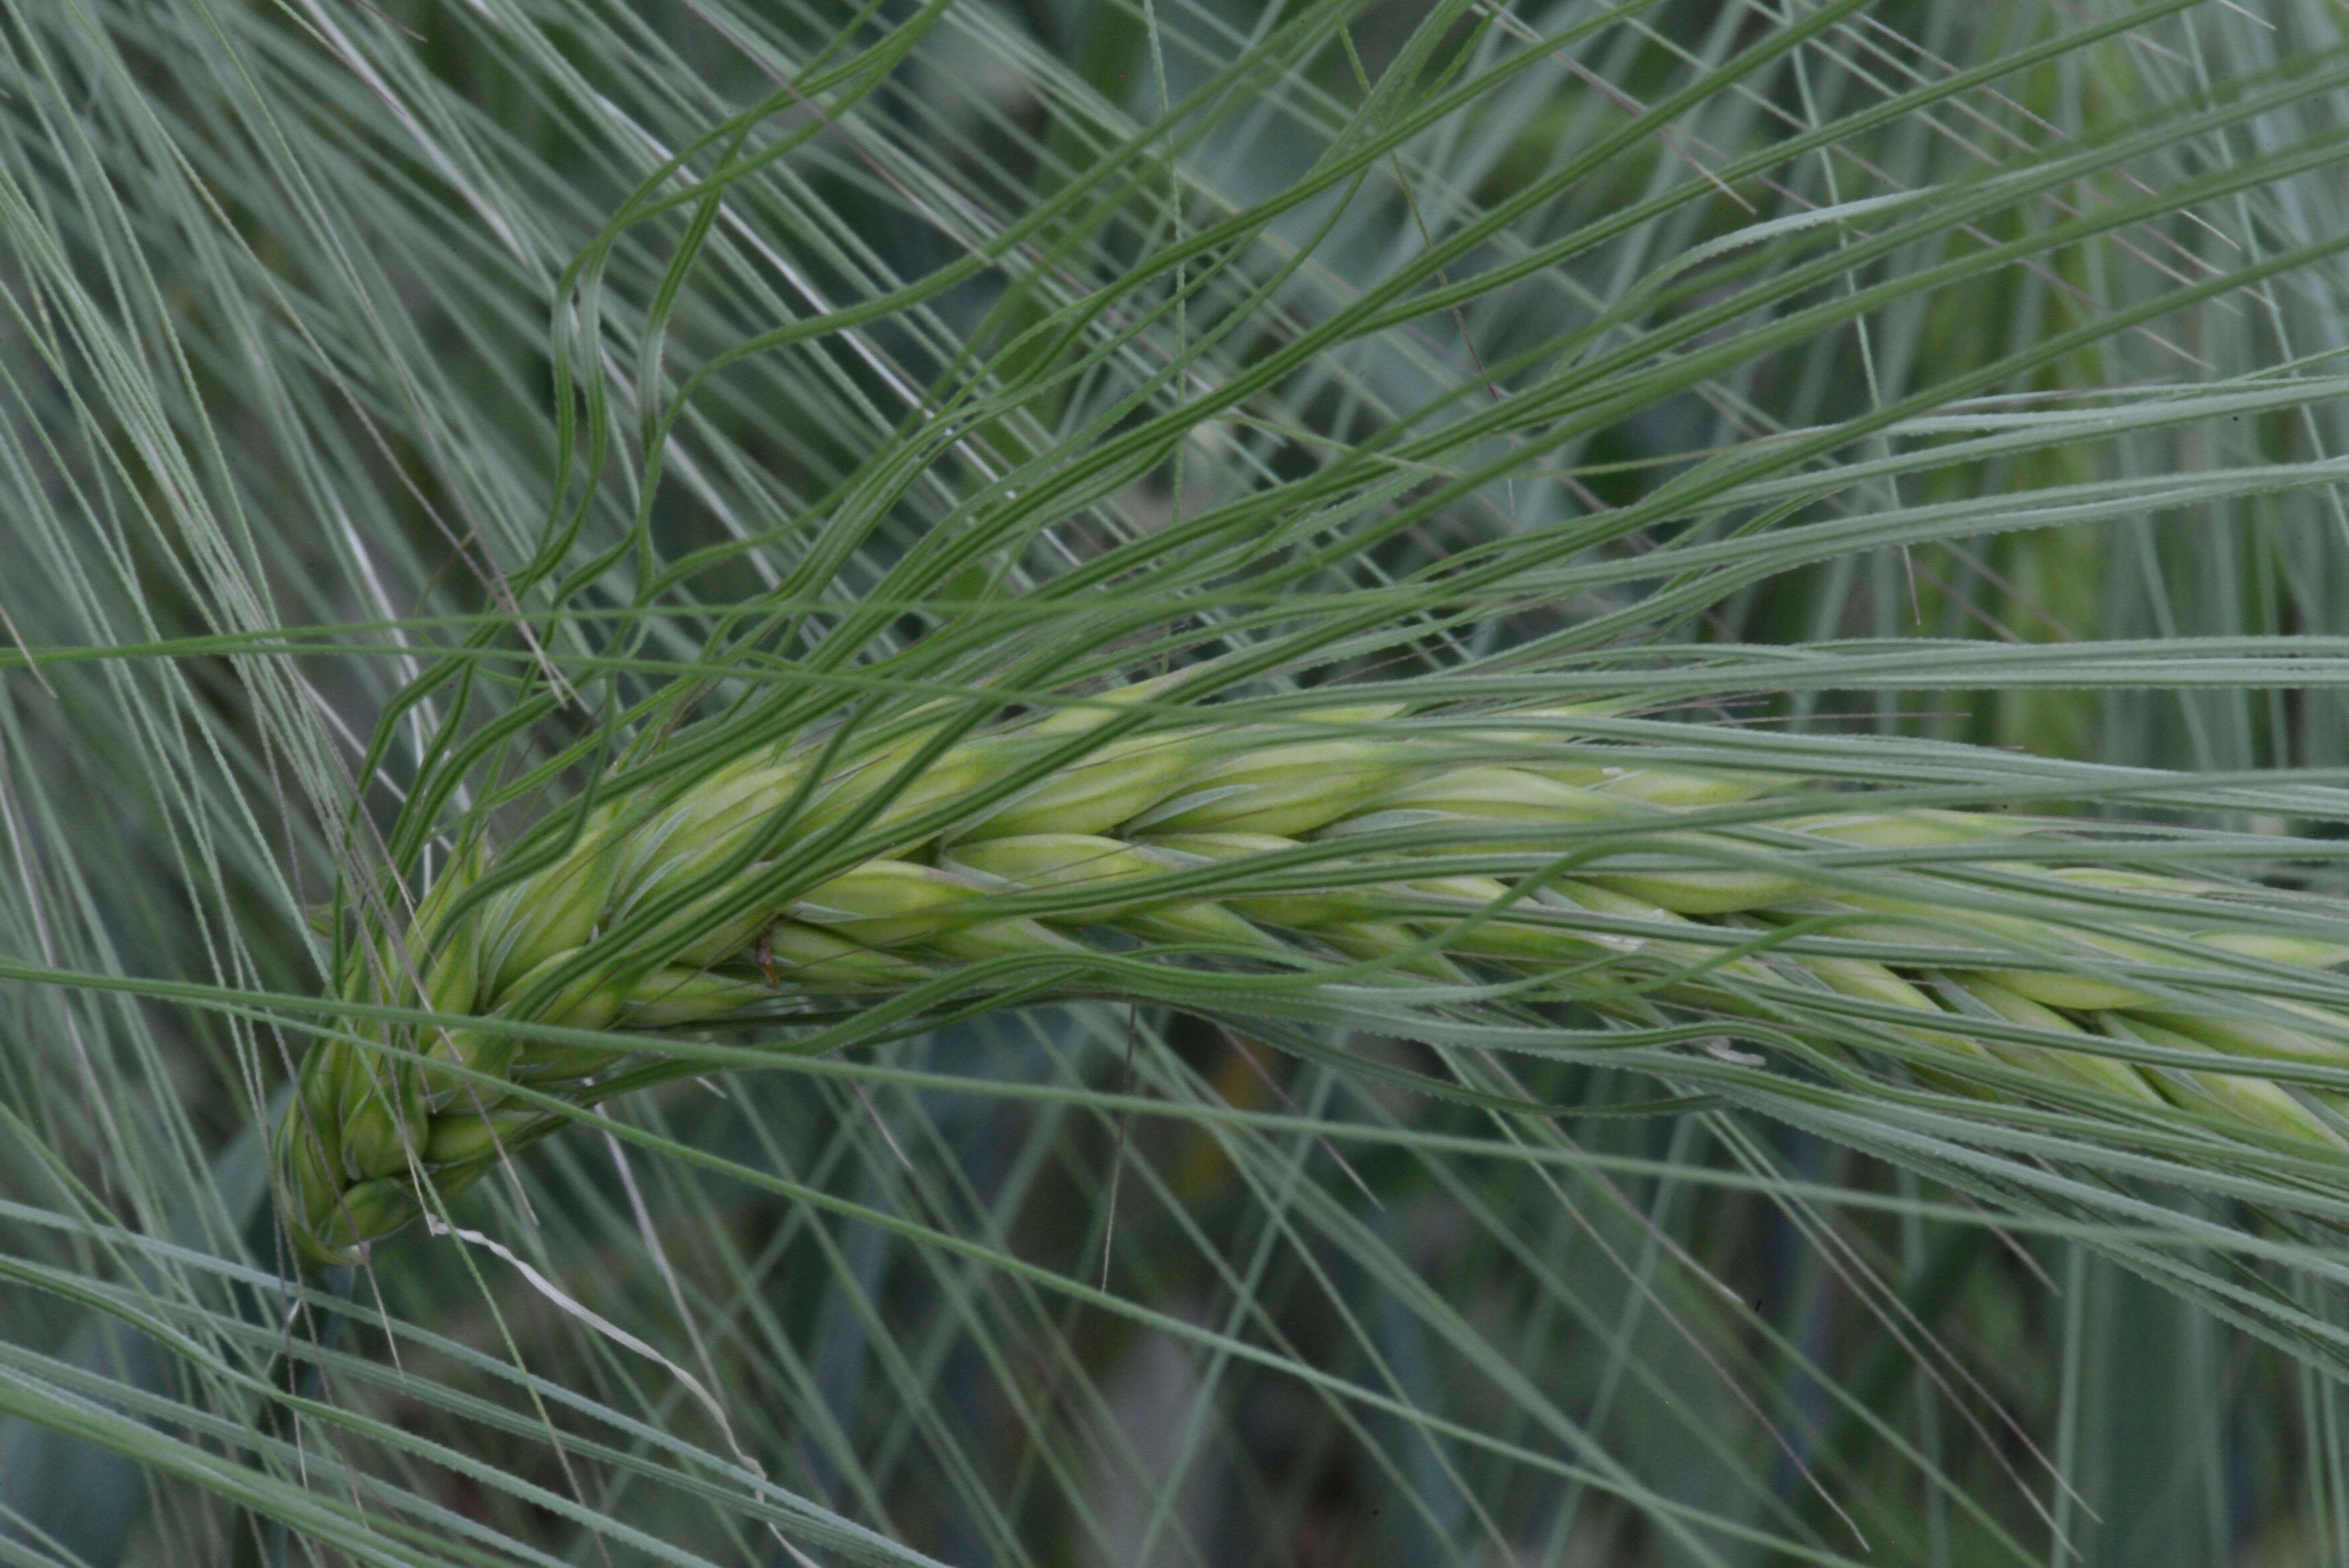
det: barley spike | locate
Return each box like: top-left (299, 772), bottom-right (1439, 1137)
top-left (278, 691), bottom-right (2349, 1262)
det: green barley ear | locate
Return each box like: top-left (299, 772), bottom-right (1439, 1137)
top-left (279, 686), bottom-right (2349, 1265)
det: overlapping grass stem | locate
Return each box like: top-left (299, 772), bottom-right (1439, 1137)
top-left (280, 687), bottom-right (2349, 1264)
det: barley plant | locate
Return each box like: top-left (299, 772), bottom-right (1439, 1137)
top-left (14, 0), bottom-right (2349, 1562)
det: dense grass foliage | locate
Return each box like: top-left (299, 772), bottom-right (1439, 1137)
top-left (8, 0), bottom-right (2349, 1563)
